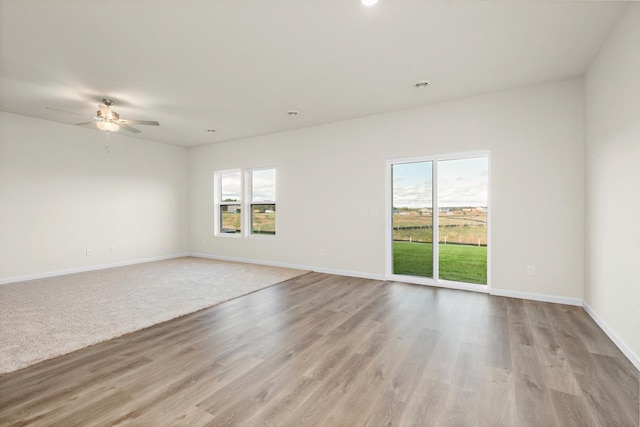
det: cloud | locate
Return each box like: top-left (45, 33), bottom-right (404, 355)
top-left (393, 157), bottom-right (488, 208)
top-left (252, 169), bottom-right (276, 201)
top-left (221, 172), bottom-right (241, 201)
top-left (393, 184), bottom-right (433, 208)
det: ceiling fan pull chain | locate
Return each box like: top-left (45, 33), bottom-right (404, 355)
top-left (105, 130), bottom-right (111, 154)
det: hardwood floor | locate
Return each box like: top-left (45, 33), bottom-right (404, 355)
top-left (0, 272), bottom-right (638, 426)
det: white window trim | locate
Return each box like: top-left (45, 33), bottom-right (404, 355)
top-left (214, 168), bottom-right (243, 238)
top-left (385, 150), bottom-right (491, 293)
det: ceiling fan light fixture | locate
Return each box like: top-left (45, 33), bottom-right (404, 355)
top-left (97, 121), bottom-right (120, 132)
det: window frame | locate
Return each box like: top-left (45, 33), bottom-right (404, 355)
top-left (214, 169), bottom-right (243, 237)
top-left (246, 167), bottom-right (277, 238)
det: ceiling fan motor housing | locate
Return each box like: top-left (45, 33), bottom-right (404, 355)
top-left (97, 108), bottom-right (119, 121)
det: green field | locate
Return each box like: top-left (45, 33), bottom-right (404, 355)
top-left (220, 211), bottom-right (276, 235)
top-left (393, 241), bottom-right (487, 285)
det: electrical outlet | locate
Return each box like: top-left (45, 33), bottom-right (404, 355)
top-left (86, 248), bottom-right (93, 256)
top-left (110, 246), bottom-right (117, 254)
top-left (526, 266), bottom-right (535, 276)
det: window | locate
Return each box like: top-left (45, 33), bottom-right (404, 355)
top-left (389, 152), bottom-right (489, 286)
top-left (216, 170), bottom-right (242, 235)
top-left (214, 167), bottom-right (276, 237)
top-left (249, 168), bottom-right (276, 236)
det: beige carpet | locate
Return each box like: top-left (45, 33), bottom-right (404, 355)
top-left (0, 257), bottom-right (307, 374)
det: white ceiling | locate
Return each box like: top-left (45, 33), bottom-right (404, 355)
top-left (0, 0), bottom-right (628, 147)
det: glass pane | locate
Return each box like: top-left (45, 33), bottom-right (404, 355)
top-left (392, 161), bottom-right (433, 277)
top-left (251, 204), bottom-right (276, 235)
top-left (220, 204), bottom-right (241, 234)
top-left (221, 171), bottom-right (241, 202)
top-left (438, 157), bottom-right (488, 284)
top-left (252, 169), bottom-right (276, 202)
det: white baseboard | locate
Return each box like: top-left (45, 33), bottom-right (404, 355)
top-left (0, 253), bottom-right (190, 285)
top-left (583, 301), bottom-right (640, 371)
top-left (490, 288), bottom-right (583, 306)
top-left (189, 252), bottom-right (387, 281)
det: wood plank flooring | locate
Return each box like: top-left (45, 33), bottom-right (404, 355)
top-left (0, 273), bottom-right (638, 426)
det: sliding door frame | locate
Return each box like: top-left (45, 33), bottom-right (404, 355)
top-left (385, 150), bottom-right (491, 293)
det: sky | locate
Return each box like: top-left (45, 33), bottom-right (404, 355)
top-left (251, 169), bottom-right (276, 202)
top-left (393, 157), bottom-right (488, 208)
top-left (221, 160), bottom-right (485, 208)
top-left (220, 169), bottom-right (275, 202)
top-left (220, 171), bottom-right (241, 201)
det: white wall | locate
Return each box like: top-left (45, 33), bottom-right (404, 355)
top-left (585, 4), bottom-right (640, 366)
top-left (190, 79), bottom-right (585, 300)
top-left (0, 112), bottom-right (189, 281)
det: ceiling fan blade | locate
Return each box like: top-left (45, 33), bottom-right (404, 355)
top-left (46, 106), bottom-right (95, 119)
top-left (120, 124), bottom-right (142, 134)
top-left (122, 119), bottom-right (160, 126)
top-left (74, 121), bottom-right (97, 126)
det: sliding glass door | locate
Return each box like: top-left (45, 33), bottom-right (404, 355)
top-left (389, 153), bottom-right (489, 287)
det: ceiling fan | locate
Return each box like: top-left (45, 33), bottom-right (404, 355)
top-left (46, 99), bottom-right (160, 134)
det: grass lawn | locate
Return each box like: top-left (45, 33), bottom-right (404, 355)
top-left (393, 241), bottom-right (487, 285)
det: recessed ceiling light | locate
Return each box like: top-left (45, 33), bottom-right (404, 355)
top-left (361, 0), bottom-right (378, 6)
top-left (287, 110), bottom-right (299, 116)
top-left (206, 129), bottom-right (216, 133)
top-left (414, 81), bottom-right (429, 88)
